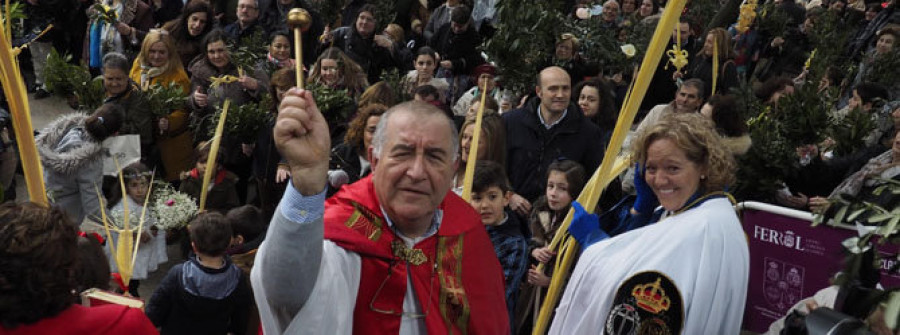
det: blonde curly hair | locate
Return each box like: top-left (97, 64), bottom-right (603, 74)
top-left (630, 112), bottom-right (736, 193)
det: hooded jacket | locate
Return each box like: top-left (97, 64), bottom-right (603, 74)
top-left (36, 113), bottom-right (105, 223)
top-left (145, 255), bottom-right (251, 335)
top-left (37, 113), bottom-right (104, 176)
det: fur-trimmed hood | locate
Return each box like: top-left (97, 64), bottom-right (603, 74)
top-left (36, 112), bottom-right (104, 176)
top-left (722, 134), bottom-right (752, 156)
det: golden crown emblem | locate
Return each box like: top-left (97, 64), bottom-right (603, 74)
top-left (631, 277), bottom-right (671, 314)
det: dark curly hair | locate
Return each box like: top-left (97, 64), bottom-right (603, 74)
top-left (345, 103), bottom-right (389, 153)
top-left (0, 202), bottom-right (79, 328)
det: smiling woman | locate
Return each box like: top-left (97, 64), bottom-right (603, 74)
top-left (128, 30), bottom-right (193, 181)
top-left (551, 112), bottom-right (749, 334)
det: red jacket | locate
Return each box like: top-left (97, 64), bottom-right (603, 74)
top-left (0, 304), bottom-right (157, 335)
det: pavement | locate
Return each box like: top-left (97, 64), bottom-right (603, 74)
top-left (16, 93), bottom-right (178, 299)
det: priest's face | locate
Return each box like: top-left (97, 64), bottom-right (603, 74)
top-left (643, 138), bottom-right (704, 212)
top-left (369, 107), bottom-right (458, 236)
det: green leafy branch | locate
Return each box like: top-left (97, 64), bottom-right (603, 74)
top-left (44, 49), bottom-right (105, 111)
top-left (145, 83), bottom-right (188, 118)
top-left (207, 93), bottom-right (274, 144)
top-left (228, 29), bottom-right (268, 73)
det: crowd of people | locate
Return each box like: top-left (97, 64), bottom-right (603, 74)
top-left (1, 0), bottom-right (900, 333)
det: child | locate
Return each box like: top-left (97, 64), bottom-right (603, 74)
top-left (106, 162), bottom-right (166, 297)
top-left (179, 141), bottom-right (240, 213)
top-left (225, 205), bottom-right (268, 335)
top-left (470, 161), bottom-right (528, 330)
top-left (37, 103), bottom-right (123, 225)
top-left (225, 205), bottom-right (267, 275)
top-left (514, 159), bottom-right (586, 332)
top-left (146, 212), bottom-right (251, 335)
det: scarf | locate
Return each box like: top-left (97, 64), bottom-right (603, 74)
top-left (830, 150), bottom-right (897, 198)
top-left (189, 168), bottom-right (228, 186)
top-left (266, 52), bottom-right (294, 69)
top-left (89, 21), bottom-right (103, 68)
top-left (139, 63), bottom-right (168, 90)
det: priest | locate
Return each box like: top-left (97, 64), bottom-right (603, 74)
top-left (251, 89), bottom-right (509, 334)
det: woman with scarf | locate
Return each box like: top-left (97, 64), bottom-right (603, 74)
top-left (258, 0), bottom-right (323, 68)
top-left (84, 0), bottom-right (154, 73)
top-left (809, 131), bottom-right (900, 215)
top-left (128, 30), bottom-right (193, 182)
top-left (162, 0), bottom-right (214, 69)
top-left (252, 30), bottom-right (295, 92)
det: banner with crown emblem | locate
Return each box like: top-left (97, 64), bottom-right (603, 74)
top-left (740, 204), bottom-right (900, 333)
top-left (604, 271), bottom-right (684, 335)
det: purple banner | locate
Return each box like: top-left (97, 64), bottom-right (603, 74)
top-left (742, 207), bottom-right (900, 333)
top-left (741, 208), bottom-right (850, 333)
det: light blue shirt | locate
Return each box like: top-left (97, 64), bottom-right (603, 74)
top-left (537, 105), bottom-right (568, 129)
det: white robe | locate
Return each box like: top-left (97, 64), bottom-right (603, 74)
top-left (105, 197), bottom-right (167, 280)
top-left (549, 197), bottom-right (749, 335)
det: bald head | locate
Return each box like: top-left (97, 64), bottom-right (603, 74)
top-left (535, 66), bottom-right (572, 115)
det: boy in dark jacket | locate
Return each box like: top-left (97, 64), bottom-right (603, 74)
top-left (146, 212), bottom-right (251, 335)
top-left (469, 161), bottom-right (529, 331)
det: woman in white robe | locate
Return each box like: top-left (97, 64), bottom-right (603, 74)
top-left (550, 112), bottom-right (750, 334)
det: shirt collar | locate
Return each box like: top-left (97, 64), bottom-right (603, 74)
top-left (537, 105), bottom-right (568, 129)
top-left (380, 205), bottom-right (443, 247)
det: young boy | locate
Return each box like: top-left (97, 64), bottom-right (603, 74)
top-left (225, 205), bottom-right (267, 275)
top-left (225, 205), bottom-right (268, 335)
top-left (179, 141), bottom-right (240, 214)
top-left (145, 213), bottom-right (251, 335)
top-left (470, 160), bottom-right (529, 328)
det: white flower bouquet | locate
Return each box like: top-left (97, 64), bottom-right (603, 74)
top-left (152, 185), bottom-right (197, 230)
top-left (107, 209), bottom-right (144, 230)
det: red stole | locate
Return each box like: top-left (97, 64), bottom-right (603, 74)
top-left (324, 176), bottom-right (509, 335)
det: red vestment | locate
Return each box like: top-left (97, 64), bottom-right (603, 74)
top-left (324, 176), bottom-right (509, 334)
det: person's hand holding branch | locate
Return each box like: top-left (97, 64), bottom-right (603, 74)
top-left (274, 88), bottom-right (331, 195)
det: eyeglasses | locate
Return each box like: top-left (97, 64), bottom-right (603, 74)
top-left (369, 258), bottom-right (437, 318)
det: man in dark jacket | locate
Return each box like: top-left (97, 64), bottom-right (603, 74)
top-left (502, 66), bottom-right (606, 216)
top-left (325, 4), bottom-right (401, 84)
top-left (429, 5), bottom-right (484, 77)
top-left (224, 0), bottom-right (265, 41)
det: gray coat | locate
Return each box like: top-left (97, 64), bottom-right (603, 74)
top-left (36, 113), bottom-right (105, 225)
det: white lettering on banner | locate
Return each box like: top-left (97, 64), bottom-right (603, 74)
top-left (753, 226), bottom-right (804, 251)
